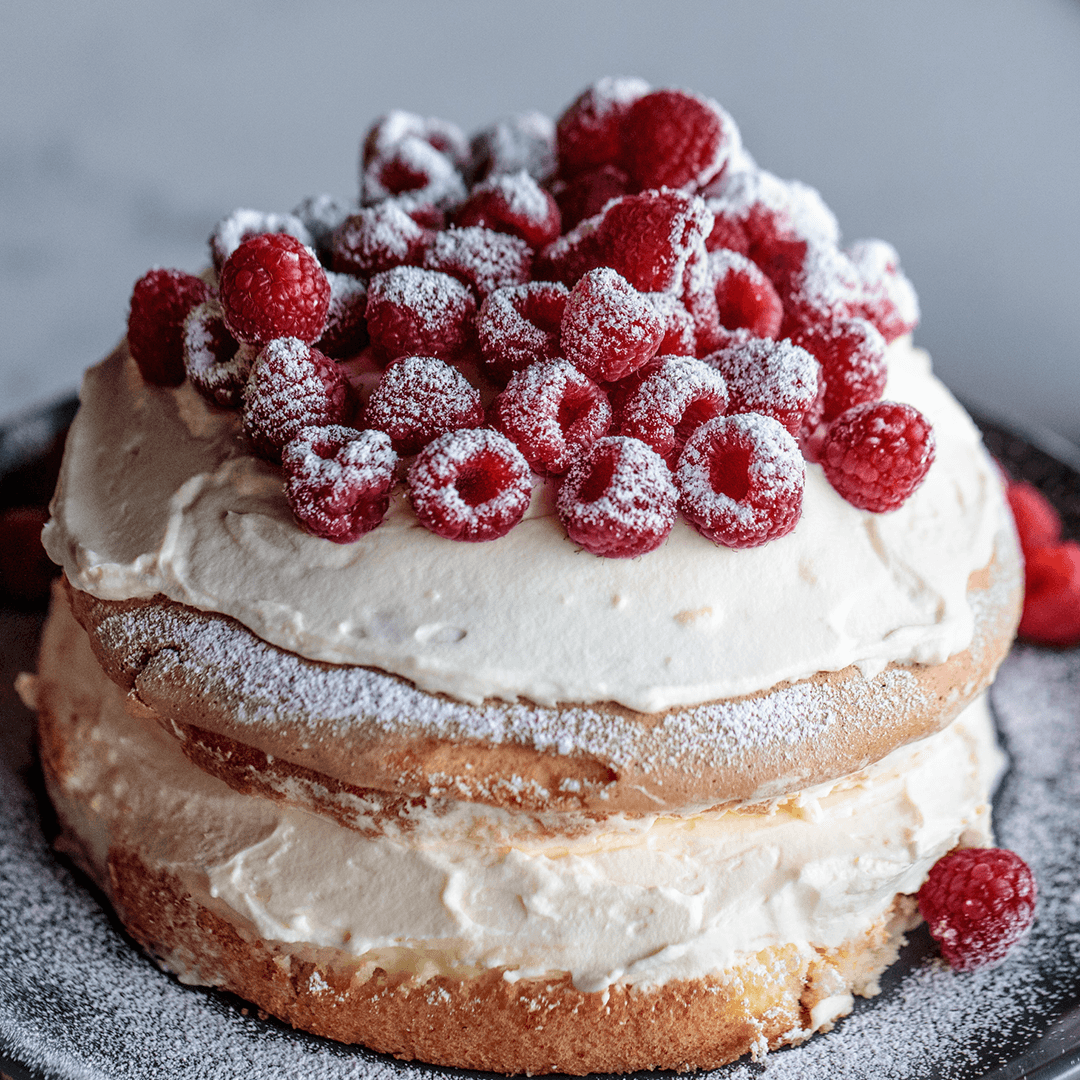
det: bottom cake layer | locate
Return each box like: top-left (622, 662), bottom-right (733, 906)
top-left (24, 590), bottom-right (1004, 1074)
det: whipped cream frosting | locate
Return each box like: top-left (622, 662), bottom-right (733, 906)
top-left (34, 601), bottom-right (1002, 994)
top-left (44, 336), bottom-right (1002, 710)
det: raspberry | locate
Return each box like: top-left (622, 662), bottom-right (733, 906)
top-left (595, 189), bottom-right (713, 294)
top-left (317, 272), bottom-right (369, 360)
top-left (706, 338), bottom-right (820, 437)
top-left (455, 171), bottom-right (561, 249)
top-left (619, 355), bottom-right (729, 468)
top-left (705, 169), bottom-right (840, 285)
top-left (363, 355), bottom-right (484, 455)
top-left (183, 300), bottom-right (257, 408)
top-left (778, 243), bottom-right (875, 338)
top-left (467, 112), bottom-right (556, 185)
top-left (676, 413), bottom-right (805, 548)
top-left (242, 338), bottom-right (354, 460)
top-left (556, 76), bottom-right (651, 179)
top-left (408, 428), bottom-right (532, 542)
top-left (680, 247), bottom-right (725, 357)
top-left (533, 213), bottom-right (606, 288)
top-left (424, 226), bottom-right (533, 301)
top-left (362, 111), bottom-right (469, 173)
top-left (918, 848), bottom-right (1037, 971)
top-left (218, 234), bottom-right (330, 346)
top-left (493, 358), bottom-right (612, 475)
top-left (846, 239), bottom-right (920, 343)
top-left (282, 425), bottom-right (397, 543)
top-left (365, 266), bottom-right (476, 364)
top-left (620, 90), bottom-right (739, 193)
top-left (819, 401), bottom-right (936, 512)
top-left (647, 293), bottom-right (697, 357)
top-left (127, 269), bottom-right (212, 387)
top-left (362, 135), bottom-right (466, 210)
top-left (551, 164), bottom-right (632, 232)
top-left (330, 203), bottom-right (431, 277)
top-left (209, 209), bottom-right (313, 272)
top-left (291, 194), bottom-right (353, 264)
top-left (792, 316), bottom-right (887, 423)
top-left (709, 248), bottom-right (783, 338)
top-left (557, 436), bottom-right (677, 558)
top-left (477, 281), bottom-right (568, 385)
top-left (1006, 480), bottom-right (1062, 555)
top-left (1018, 540), bottom-right (1080, 647)
top-left (561, 268), bottom-right (665, 383)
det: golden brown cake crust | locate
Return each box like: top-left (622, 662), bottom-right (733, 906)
top-left (64, 523), bottom-right (1020, 817)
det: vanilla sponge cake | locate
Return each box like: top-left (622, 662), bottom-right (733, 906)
top-left (28, 78), bottom-right (1023, 1073)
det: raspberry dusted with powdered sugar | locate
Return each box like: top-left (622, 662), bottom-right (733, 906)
top-left (467, 112), bottom-right (557, 186)
top-left (918, 848), bottom-right (1037, 971)
top-left (242, 338), bottom-right (354, 460)
top-left (557, 436), bottom-right (678, 558)
top-left (477, 281), bottom-right (568, 385)
top-left (648, 293), bottom-right (698, 357)
top-left (317, 272), bottom-right (369, 359)
top-left (793, 316), bottom-right (887, 423)
top-left (820, 400), bottom-right (935, 512)
top-left (561, 268), bottom-right (665, 383)
top-left (424, 226), bottom-right (533, 301)
top-left (534, 213), bottom-right (606, 288)
top-left (330, 202), bottom-right (431, 277)
top-left (408, 428), bottom-right (532, 542)
top-left (282, 425), bottom-right (398, 544)
top-left (620, 89), bottom-right (739, 193)
top-left (363, 111), bottom-right (470, 174)
top-left (555, 76), bottom-right (651, 179)
top-left (846, 238), bottom-right (920, 343)
top-left (595, 189), bottom-right (713, 294)
top-left (618, 355), bottom-right (729, 468)
top-left (676, 413), bottom-right (805, 548)
top-left (362, 135), bottom-right (466, 210)
top-left (365, 266), bottom-right (476, 363)
top-left (127, 268), bottom-right (211, 386)
top-left (454, 171), bottom-right (561, 249)
top-left (363, 355), bottom-right (484, 455)
top-left (493, 358), bottom-right (612, 475)
top-left (183, 300), bottom-right (256, 408)
top-left (209, 209), bottom-right (313, 272)
top-left (552, 165), bottom-right (633, 233)
top-left (709, 248), bottom-right (783, 339)
top-left (219, 233), bottom-right (330, 346)
top-left (706, 337), bottom-right (820, 438)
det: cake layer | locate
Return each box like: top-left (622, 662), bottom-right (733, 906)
top-left (45, 335), bottom-right (1007, 712)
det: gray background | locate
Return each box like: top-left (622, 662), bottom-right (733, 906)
top-left (3, 0), bottom-right (1078, 445)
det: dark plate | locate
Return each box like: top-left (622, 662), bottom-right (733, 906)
top-left (2, 396), bottom-right (1079, 1080)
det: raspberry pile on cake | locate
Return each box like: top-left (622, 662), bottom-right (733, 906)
top-left (31, 78), bottom-right (1027, 1074)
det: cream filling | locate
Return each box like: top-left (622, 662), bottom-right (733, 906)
top-left (43, 337), bottom-right (1003, 711)
top-left (36, 602), bottom-right (1003, 995)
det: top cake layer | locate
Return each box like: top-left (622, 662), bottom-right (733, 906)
top-left (46, 334), bottom-right (1003, 713)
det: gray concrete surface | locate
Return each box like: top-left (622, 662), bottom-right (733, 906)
top-left (2, 0), bottom-right (1078, 444)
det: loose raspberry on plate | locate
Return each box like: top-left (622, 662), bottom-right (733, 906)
top-left (242, 338), bottom-right (354, 460)
top-left (317, 272), bottom-right (369, 359)
top-left (454, 171), bottom-right (561, 249)
top-left (561, 267), bottom-right (665, 383)
top-left (620, 89), bottom-right (739, 193)
top-left (551, 164), bottom-right (633, 232)
top-left (676, 413), bottom-right (805, 548)
top-left (918, 848), bottom-right (1037, 971)
top-left (594, 189), bottom-right (713, 294)
top-left (209, 209), bottom-right (313, 272)
top-left (792, 316), bottom-right (887, 423)
top-left (423, 226), bottom-right (533, 301)
top-left (557, 436), bottom-right (677, 558)
top-left (706, 337), bottom-right (820, 438)
top-left (467, 111), bottom-right (557, 185)
top-left (330, 203), bottom-right (431, 277)
top-left (362, 135), bottom-right (466, 210)
top-left (1006, 480), bottom-right (1062, 556)
top-left (708, 248), bottom-right (784, 338)
top-left (618, 355), bottom-right (729, 468)
top-left (282, 425), bottom-right (398, 543)
top-left (846, 238), bottom-right (920, 342)
top-left (127, 268), bottom-right (211, 386)
top-left (819, 400), bottom-right (936, 512)
top-left (183, 300), bottom-right (257, 408)
top-left (408, 428), bottom-right (532, 542)
top-left (365, 266), bottom-right (476, 363)
top-left (218, 233), bottom-right (331, 346)
top-left (555, 76), bottom-right (651, 179)
top-left (363, 355), bottom-right (484, 455)
top-left (493, 358), bottom-right (612, 475)
top-left (477, 281), bottom-right (568, 385)
top-left (1018, 540), bottom-right (1080, 647)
